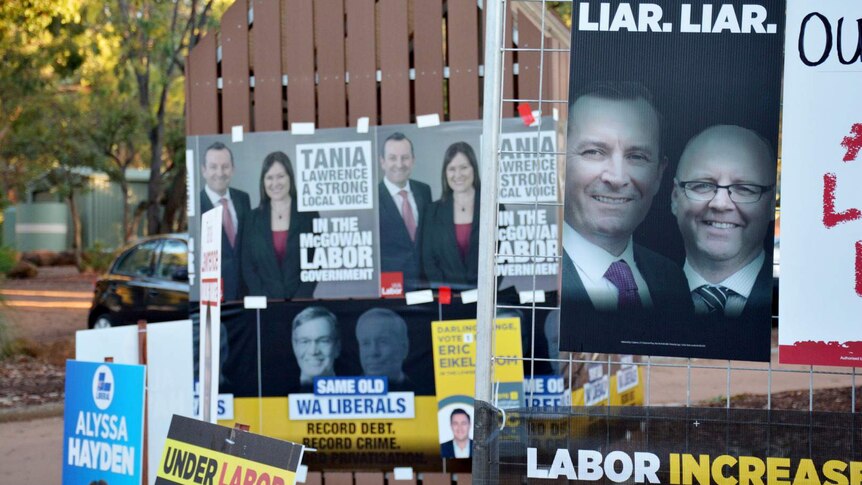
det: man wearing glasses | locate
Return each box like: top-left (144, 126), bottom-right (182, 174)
top-left (672, 125), bottom-right (776, 320)
top-left (291, 306), bottom-right (341, 387)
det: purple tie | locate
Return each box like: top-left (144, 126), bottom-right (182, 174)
top-left (604, 260), bottom-right (641, 310)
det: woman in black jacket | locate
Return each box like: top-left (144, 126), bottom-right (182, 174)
top-left (241, 151), bottom-right (317, 299)
top-left (422, 142), bottom-right (481, 289)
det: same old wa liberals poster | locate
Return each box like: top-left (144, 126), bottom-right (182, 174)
top-left (559, 0), bottom-right (784, 362)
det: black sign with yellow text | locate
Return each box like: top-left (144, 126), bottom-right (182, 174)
top-left (489, 406), bottom-right (862, 484)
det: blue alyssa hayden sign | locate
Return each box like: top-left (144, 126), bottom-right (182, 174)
top-left (63, 360), bottom-right (146, 485)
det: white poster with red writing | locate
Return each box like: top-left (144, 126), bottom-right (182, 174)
top-left (778, 0), bottom-right (862, 366)
top-left (198, 207), bottom-right (222, 420)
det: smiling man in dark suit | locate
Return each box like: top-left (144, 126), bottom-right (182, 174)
top-left (199, 141), bottom-right (251, 301)
top-left (670, 125), bottom-right (775, 360)
top-left (378, 132), bottom-right (432, 291)
top-left (560, 82), bottom-right (691, 352)
top-left (440, 408), bottom-right (472, 459)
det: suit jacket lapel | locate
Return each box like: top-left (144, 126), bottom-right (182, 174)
top-left (410, 180), bottom-right (428, 219)
top-left (200, 190), bottom-right (215, 213)
top-left (632, 245), bottom-right (670, 307)
top-left (229, 188), bottom-right (247, 228)
top-left (562, 250), bottom-right (593, 311)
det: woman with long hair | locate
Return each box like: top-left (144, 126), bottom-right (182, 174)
top-left (421, 142), bottom-right (481, 289)
top-left (241, 151), bottom-right (317, 298)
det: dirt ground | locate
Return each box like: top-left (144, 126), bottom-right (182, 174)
top-left (0, 266), bottom-right (859, 484)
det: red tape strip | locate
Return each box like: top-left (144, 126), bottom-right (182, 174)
top-left (438, 286), bottom-right (452, 305)
top-left (518, 103), bottom-right (535, 126)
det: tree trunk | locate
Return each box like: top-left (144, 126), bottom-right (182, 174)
top-left (162, 168), bottom-right (187, 232)
top-left (120, 179), bottom-right (132, 244)
top-left (67, 192), bottom-right (83, 271)
top-left (146, 128), bottom-right (163, 235)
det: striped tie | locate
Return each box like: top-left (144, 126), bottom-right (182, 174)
top-left (694, 285), bottom-right (734, 314)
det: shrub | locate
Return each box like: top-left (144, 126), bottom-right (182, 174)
top-left (82, 242), bottom-right (117, 273)
top-left (0, 246), bottom-right (19, 275)
top-left (0, 315), bottom-right (18, 360)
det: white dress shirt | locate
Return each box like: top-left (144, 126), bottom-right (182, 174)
top-left (683, 250), bottom-right (764, 317)
top-left (204, 185), bottom-right (238, 232)
top-left (562, 224), bottom-right (654, 311)
top-left (453, 439), bottom-right (471, 458)
top-left (383, 177), bottom-right (419, 224)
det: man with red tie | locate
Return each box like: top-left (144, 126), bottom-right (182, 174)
top-left (199, 142), bottom-right (251, 301)
top-left (559, 82), bottom-right (691, 353)
top-left (378, 132), bottom-right (432, 291)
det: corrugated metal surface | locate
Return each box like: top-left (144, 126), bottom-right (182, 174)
top-left (79, 177), bottom-right (149, 249)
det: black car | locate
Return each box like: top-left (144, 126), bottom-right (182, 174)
top-left (88, 234), bottom-right (190, 329)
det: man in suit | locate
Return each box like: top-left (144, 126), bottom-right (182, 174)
top-left (291, 306), bottom-right (341, 387)
top-left (356, 308), bottom-right (412, 390)
top-left (440, 408), bottom-right (472, 459)
top-left (200, 141), bottom-right (251, 301)
top-left (560, 82), bottom-right (691, 352)
top-left (672, 125), bottom-right (775, 329)
top-left (378, 132), bottom-right (432, 291)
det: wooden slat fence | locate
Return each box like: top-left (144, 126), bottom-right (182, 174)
top-left (186, 0), bottom-right (570, 136)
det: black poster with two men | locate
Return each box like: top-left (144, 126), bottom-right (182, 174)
top-left (559, 0), bottom-right (784, 361)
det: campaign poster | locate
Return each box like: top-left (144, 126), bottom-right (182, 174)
top-left (188, 127), bottom-right (379, 302)
top-left (430, 317), bottom-right (524, 459)
top-left (496, 117), bottom-right (562, 297)
top-left (778, 0), bottom-right (862, 366)
top-left (216, 300), bottom-right (443, 470)
top-left (559, 0), bottom-right (784, 361)
top-left (156, 415), bottom-right (304, 485)
top-left (198, 208), bottom-right (222, 423)
top-left (374, 122), bottom-right (483, 294)
top-left (63, 360), bottom-right (146, 485)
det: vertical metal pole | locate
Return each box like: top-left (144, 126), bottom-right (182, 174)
top-left (475, 0), bottom-right (504, 408)
top-left (726, 360), bottom-right (731, 409)
top-left (203, 305), bottom-right (212, 423)
top-left (474, 1), bottom-right (505, 482)
top-left (256, 308), bottom-right (263, 432)
top-left (686, 358), bottom-right (692, 407)
top-left (809, 365), bottom-right (814, 412)
top-left (607, 355), bottom-right (612, 411)
top-left (767, 360), bottom-right (772, 410)
top-left (646, 356), bottom-right (651, 406)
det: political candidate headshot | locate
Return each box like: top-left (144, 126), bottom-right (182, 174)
top-left (199, 141), bottom-right (251, 301)
top-left (562, 82), bottom-right (690, 309)
top-left (291, 306), bottom-right (341, 386)
top-left (378, 132), bottom-right (433, 290)
top-left (560, 81), bottom-right (692, 353)
top-left (672, 125), bottom-right (776, 319)
top-left (355, 308), bottom-right (411, 390)
top-left (440, 408), bottom-right (472, 459)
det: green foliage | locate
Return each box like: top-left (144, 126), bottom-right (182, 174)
top-left (548, 2), bottom-right (573, 27)
top-left (82, 241), bottom-right (116, 273)
top-left (0, 0), bottom-right (90, 205)
top-left (0, 317), bottom-right (16, 360)
top-left (0, 246), bottom-right (18, 275)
